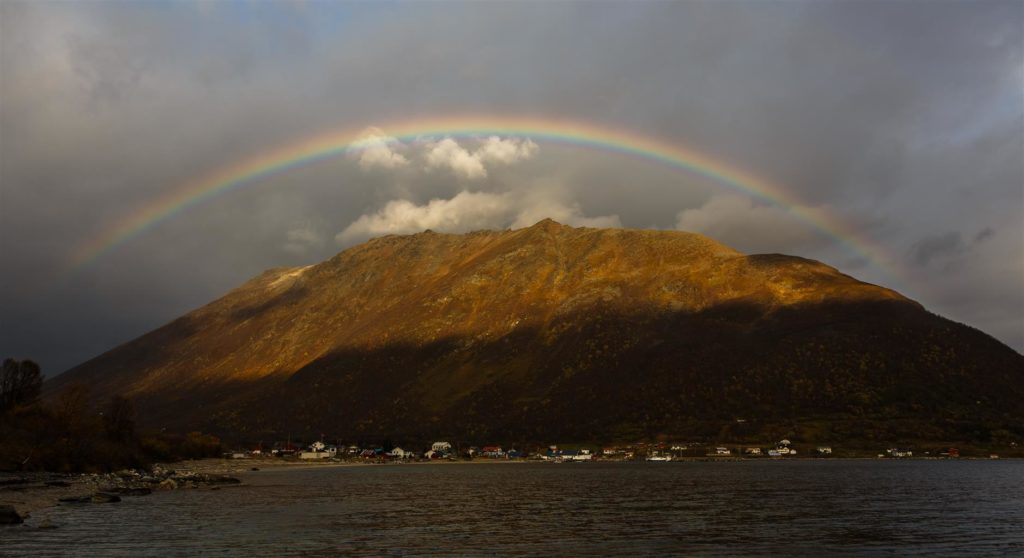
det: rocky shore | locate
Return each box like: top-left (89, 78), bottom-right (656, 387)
top-left (0, 462), bottom-right (248, 523)
top-left (0, 456), bottom-right (531, 524)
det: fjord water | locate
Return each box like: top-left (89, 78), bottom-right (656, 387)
top-left (4, 461), bottom-right (1022, 557)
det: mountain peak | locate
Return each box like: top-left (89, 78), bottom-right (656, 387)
top-left (527, 217), bottom-right (567, 232)
top-left (49, 223), bottom-right (1023, 444)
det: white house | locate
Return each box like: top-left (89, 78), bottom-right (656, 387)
top-left (388, 447), bottom-right (412, 459)
top-left (567, 449), bottom-right (593, 461)
top-left (300, 441), bottom-right (337, 459)
top-left (431, 441), bottom-right (452, 453)
top-left (773, 444), bottom-right (793, 455)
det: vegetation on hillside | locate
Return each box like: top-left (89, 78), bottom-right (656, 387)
top-left (43, 222), bottom-right (1024, 448)
top-left (0, 358), bottom-right (222, 472)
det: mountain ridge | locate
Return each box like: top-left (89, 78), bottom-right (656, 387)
top-left (46, 220), bottom-right (1023, 445)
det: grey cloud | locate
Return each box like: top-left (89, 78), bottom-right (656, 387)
top-left (910, 232), bottom-right (965, 267)
top-left (675, 195), bottom-right (831, 254)
top-left (974, 227), bottom-right (995, 244)
top-left (1, 1), bottom-right (1021, 373)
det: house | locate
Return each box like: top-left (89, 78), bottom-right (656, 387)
top-left (744, 447), bottom-right (762, 456)
top-left (713, 447), bottom-right (731, 456)
top-left (768, 449), bottom-right (783, 457)
top-left (577, 449), bottom-right (594, 460)
top-left (816, 446), bottom-right (833, 455)
top-left (886, 448), bottom-right (913, 458)
top-left (388, 447), bottom-right (413, 459)
top-left (300, 441), bottom-right (337, 459)
top-left (431, 441), bottom-right (452, 453)
top-left (481, 446), bottom-right (505, 458)
top-left (360, 449), bottom-right (378, 459)
top-left (602, 447), bottom-right (635, 460)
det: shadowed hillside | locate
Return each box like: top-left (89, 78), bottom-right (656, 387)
top-left (47, 220), bottom-right (1024, 446)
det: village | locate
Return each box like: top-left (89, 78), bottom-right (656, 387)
top-left (224, 439), bottom-right (990, 463)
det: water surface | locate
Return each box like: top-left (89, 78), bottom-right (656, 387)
top-left (3, 460), bottom-right (1022, 556)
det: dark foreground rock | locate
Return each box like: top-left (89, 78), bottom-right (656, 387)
top-left (0, 504), bottom-right (23, 524)
top-left (91, 492), bottom-right (121, 503)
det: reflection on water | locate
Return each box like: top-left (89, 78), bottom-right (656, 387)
top-left (3, 460), bottom-right (1023, 557)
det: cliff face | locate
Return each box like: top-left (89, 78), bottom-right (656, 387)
top-left (49, 220), bottom-right (1024, 444)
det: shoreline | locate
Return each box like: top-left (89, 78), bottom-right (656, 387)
top-left (2, 455), bottom-right (1015, 520)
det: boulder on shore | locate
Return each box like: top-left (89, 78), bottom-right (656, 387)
top-left (156, 478), bottom-right (177, 491)
top-left (0, 504), bottom-right (23, 524)
top-left (91, 492), bottom-right (121, 503)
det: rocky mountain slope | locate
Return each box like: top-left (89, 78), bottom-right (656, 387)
top-left (48, 220), bottom-right (1024, 446)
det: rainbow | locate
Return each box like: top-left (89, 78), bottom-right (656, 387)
top-left (68, 114), bottom-right (897, 280)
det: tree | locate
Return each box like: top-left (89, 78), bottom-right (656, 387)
top-left (0, 358), bottom-right (43, 413)
top-left (103, 395), bottom-right (136, 443)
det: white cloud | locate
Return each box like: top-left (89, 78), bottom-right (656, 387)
top-left (345, 130), bottom-right (539, 179)
top-left (336, 189), bottom-right (620, 244)
top-left (675, 195), bottom-right (825, 253)
top-left (510, 188), bottom-right (622, 229)
top-left (349, 127), bottom-right (409, 170)
top-left (423, 136), bottom-right (539, 179)
top-left (476, 136), bottom-right (539, 164)
top-left (424, 138), bottom-right (487, 179)
top-left (337, 191), bottom-right (512, 242)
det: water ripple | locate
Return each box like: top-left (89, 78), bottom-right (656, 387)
top-left (2, 461), bottom-right (1023, 557)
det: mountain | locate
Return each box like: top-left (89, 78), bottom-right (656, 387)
top-left (48, 220), bottom-right (1024, 447)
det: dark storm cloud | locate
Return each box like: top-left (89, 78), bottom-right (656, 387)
top-left (1, 0), bottom-right (1021, 373)
top-left (910, 232), bottom-right (965, 267)
top-left (974, 227), bottom-right (995, 244)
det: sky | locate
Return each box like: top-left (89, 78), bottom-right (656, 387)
top-left (1, 0), bottom-right (1022, 375)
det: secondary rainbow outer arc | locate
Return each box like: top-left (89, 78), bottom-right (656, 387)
top-left (69, 115), bottom-right (893, 279)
